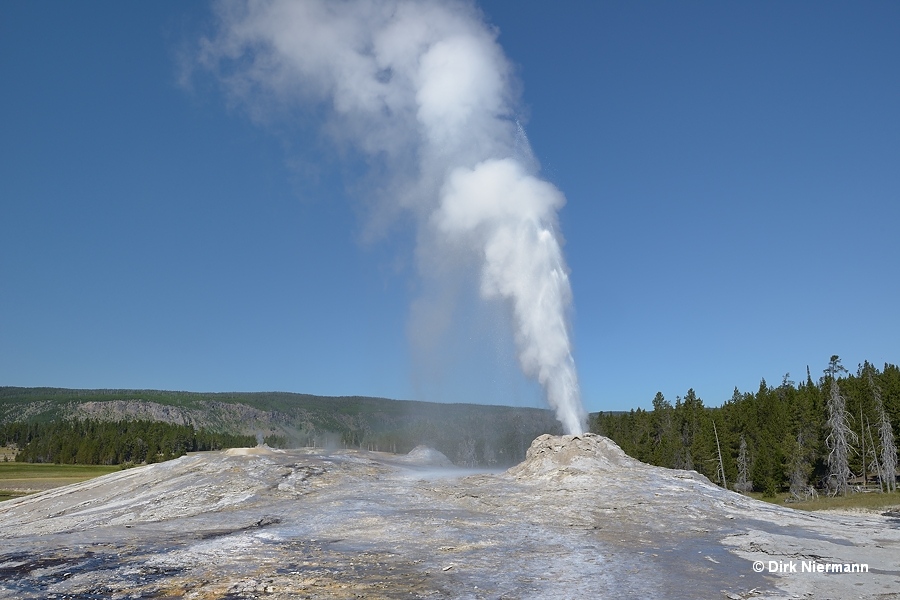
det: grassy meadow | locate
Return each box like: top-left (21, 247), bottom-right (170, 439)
top-left (0, 462), bottom-right (120, 502)
top-left (749, 490), bottom-right (900, 513)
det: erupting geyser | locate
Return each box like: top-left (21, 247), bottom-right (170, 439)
top-left (199, 0), bottom-right (587, 433)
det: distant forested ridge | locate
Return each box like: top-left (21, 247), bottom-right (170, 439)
top-left (0, 419), bottom-right (255, 465)
top-left (591, 359), bottom-right (900, 497)
top-left (0, 387), bottom-right (561, 466)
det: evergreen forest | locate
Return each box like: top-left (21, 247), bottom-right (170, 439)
top-left (0, 387), bottom-right (561, 467)
top-left (591, 358), bottom-right (900, 497)
top-left (0, 419), bottom-right (256, 465)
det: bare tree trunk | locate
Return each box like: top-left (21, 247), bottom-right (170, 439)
top-left (881, 415), bottom-right (898, 493)
top-left (865, 415), bottom-right (885, 493)
top-left (456, 438), bottom-right (476, 468)
top-left (861, 404), bottom-right (866, 487)
top-left (869, 372), bottom-right (898, 493)
top-left (713, 421), bottom-right (726, 488)
top-left (789, 431), bottom-right (814, 501)
top-left (826, 378), bottom-right (857, 496)
top-left (734, 435), bottom-right (751, 493)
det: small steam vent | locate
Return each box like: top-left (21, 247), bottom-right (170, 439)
top-left (507, 433), bottom-right (641, 480)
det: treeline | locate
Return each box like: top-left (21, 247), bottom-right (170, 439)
top-left (0, 419), bottom-right (256, 465)
top-left (591, 358), bottom-right (900, 497)
top-left (0, 387), bottom-right (563, 467)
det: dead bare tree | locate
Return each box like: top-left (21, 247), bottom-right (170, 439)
top-left (788, 431), bottom-right (817, 502)
top-left (864, 415), bottom-right (885, 493)
top-left (789, 433), bottom-right (806, 497)
top-left (456, 438), bottom-right (477, 468)
top-left (824, 356), bottom-right (857, 496)
top-left (869, 371), bottom-right (898, 493)
top-left (734, 434), bottom-right (752, 493)
top-left (482, 441), bottom-right (497, 467)
top-left (713, 421), bottom-right (727, 488)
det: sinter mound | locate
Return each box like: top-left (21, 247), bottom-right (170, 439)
top-left (507, 432), bottom-right (645, 479)
top-left (1, 433), bottom-right (899, 598)
top-left (402, 445), bottom-right (453, 467)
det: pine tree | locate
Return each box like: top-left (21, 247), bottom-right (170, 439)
top-left (650, 392), bottom-right (675, 468)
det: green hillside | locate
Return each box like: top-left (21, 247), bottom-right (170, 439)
top-left (0, 387), bottom-right (561, 467)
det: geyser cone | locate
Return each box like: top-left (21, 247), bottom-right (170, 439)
top-left (507, 433), bottom-right (640, 479)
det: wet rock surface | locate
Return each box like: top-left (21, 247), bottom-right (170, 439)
top-left (0, 433), bottom-right (898, 599)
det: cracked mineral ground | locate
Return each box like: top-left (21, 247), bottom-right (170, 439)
top-left (1, 434), bottom-right (898, 599)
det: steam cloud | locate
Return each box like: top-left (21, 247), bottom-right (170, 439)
top-left (198, 0), bottom-right (587, 434)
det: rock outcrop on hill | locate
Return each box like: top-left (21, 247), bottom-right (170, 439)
top-left (0, 387), bottom-right (563, 467)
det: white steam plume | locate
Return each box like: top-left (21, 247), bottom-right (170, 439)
top-left (198, 0), bottom-right (587, 434)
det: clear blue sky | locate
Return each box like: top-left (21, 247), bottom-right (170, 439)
top-left (2, 1), bottom-right (897, 413)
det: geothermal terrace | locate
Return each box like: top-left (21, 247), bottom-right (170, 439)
top-left (0, 434), bottom-right (898, 599)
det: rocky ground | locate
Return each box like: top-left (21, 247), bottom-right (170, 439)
top-left (0, 434), bottom-right (898, 599)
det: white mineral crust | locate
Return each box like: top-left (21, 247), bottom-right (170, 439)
top-left (0, 433), bottom-right (897, 599)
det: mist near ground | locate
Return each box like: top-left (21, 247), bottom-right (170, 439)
top-left (2, 434), bottom-right (897, 598)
